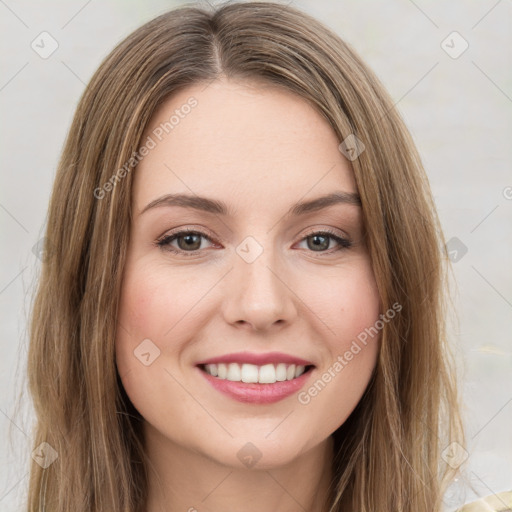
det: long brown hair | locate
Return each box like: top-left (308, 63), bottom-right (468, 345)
top-left (24, 2), bottom-right (464, 510)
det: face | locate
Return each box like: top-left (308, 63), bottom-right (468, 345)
top-left (115, 77), bottom-right (381, 469)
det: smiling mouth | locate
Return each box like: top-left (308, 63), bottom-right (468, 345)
top-left (198, 362), bottom-right (315, 384)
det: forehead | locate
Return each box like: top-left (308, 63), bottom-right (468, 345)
top-left (133, 77), bottom-right (357, 215)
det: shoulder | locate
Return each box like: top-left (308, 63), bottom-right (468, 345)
top-left (455, 491), bottom-right (512, 512)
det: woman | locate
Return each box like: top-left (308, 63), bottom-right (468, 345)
top-left (25, 2), bottom-right (489, 511)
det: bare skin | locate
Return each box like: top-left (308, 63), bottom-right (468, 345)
top-left (115, 77), bottom-right (380, 512)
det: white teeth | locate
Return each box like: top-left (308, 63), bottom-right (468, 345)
top-left (258, 364), bottom-right (276, 384)
top-left (275, 363), bottom-right (287, 381)
top-left (286, 364), bottom-right (296, 380)
top-left (226, 363), bottom-right (241, 381)
top-left (202, 362), bottom-right (311, 383)
top-left (208, 363), bottom-right (218, 377)
top-left (241, 364), bottom-right (259, 383)
top-left (217, 363), bottom-right (227, 379)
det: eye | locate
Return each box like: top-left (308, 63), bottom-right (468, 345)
top-left (156, 230), bottom-right (216, 256)
top-left (156, 228), bottom-right (352, 256)
top-left (295, 229), bottom-right (352, 255)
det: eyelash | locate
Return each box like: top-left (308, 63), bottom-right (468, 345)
top-left (155, 228), bottom-right (352, 257)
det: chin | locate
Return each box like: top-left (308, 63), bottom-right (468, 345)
top-left (197, 433), bottom-right (319, 471)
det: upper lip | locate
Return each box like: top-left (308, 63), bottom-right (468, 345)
top-left (196, 351), bottom-right (315, 367)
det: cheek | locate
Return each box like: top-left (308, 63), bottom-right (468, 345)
top-left (116, 260), bottom-right (208, 351)
top-left (114, 259), bottom-right (219, 414)
top-left (329, 260), bottom-right (381, 379)
top-left (114, 263), bottom-right (191, 429)
top-left (114, 262), bottom-right (177, 389)
top-left (304, 257), bottom-right (381, 345)
top-left (294, 258), bottom-right (380, 430)
top-left (338, 268), bottom-right (381, 344)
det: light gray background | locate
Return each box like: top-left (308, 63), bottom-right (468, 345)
top-left (1, 1), bottom-right (511, 510)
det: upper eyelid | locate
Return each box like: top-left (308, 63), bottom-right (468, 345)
top-left (157, 226), bottom-right (217, 244)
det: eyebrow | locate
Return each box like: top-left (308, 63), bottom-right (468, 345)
top-left (140, 191), bottom-right (361, 217)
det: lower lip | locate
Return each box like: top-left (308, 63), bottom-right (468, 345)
top-left (196, 366), bottom-right (315, 404)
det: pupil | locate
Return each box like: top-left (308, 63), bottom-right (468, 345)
top-left (309, 234), bottom-right (328, 251)
top-left (180, 234), bottom-right (200, 250)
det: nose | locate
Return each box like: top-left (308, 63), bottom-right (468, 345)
top-left (220, 239), bottom-right (298, 332)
